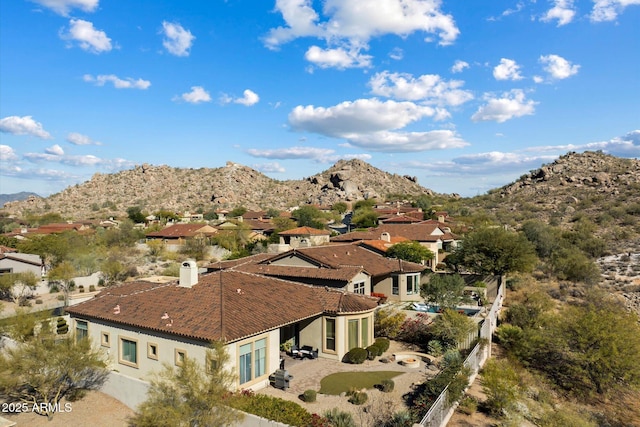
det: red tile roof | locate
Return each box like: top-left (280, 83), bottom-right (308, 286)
top-left (146, 223), bottom-right (217, 238)
top-left (66, 270), bottom-right (377, 343)
top-left (278, 226), bottom-right (330, 236)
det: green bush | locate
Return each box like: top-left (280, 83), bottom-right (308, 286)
top-left (427, 340), bottom-right (444, 356)
top-left (323, 408), bottom-right (355, 427)
top-left (302, 389), bottom-right (316, 403)
top-left (365, 345), bottom-right (379, 360)
top-left (56, 317), bottom-right (68, 335)
top-left (457, 396), bottom-right (478, 415)
top-left (57, 295), bottom-right (65, 301)
top-left (228, 393), bottom-right (315, 427)
top-left (347, 390), bottom-right (368, 405)
top-left (344, 347), bottom-right (368, 364)
top-left (374, 337), bottom-right (390, 353)
top-left (89, 285), bottom-right (96, 292)
top-left (380, 379), bottom-right (394, 393)
top-left (35, 299), bottom-right (43, 304)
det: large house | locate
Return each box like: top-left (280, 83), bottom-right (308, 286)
top-left (66, 261), bottom-right (378, 391)
top-left (211, 243), bottom-right (426, 303)
top-left (0, 250), bottom-right (44, 276)
top-left (145, 223), bottom-right (218, 245)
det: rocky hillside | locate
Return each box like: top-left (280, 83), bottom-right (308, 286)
top-left (1, 159), bottom-right (433, 219)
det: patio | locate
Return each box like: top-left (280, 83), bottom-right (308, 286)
top-left (258, 340), bottom-right (440, 420)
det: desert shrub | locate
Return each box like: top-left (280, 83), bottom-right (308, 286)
top-left (323, 408), bottom-right (355, 427)
top-left (347, 390), bottom-right (368, 405)
top-left (79, 285), bottom-right (85, 293)
top-left (374, 308), bottom-right (406, 338)
top-left (427, 340), bottom-right (444, 356)
top-left (49, 283), bottom-right (59, 293)
top-left (35, 299), bottom-right (43, 304)
top-left (457, 396), bottom-right (478, 415)
top-left (397, 313), bottom-right (433, 347)
top-left (344, 347), bottom-right (368, 364)
top-left (380, 379), bottom-right (395, 393)
top-left (56, 317), bottom-right (68, 334)
top-left (481, 359), bottom-right (521, 417)
top-left (89, 285), bottom-right (96, 292)
top-left (302, 389), bottom-right (317, 403)
top-left (366, 345), bottom-right (379, 360)
top-left (57, 295), bottom-right (65, 301)
top-left (374, 337), bottom-right (390, 353)
top-left (228, 392), bottom-right (315, 427)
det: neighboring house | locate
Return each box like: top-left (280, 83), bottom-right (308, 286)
top-left (0, 252), bottom-right (44, 276)
top-left (217, 244), bottom-right (426, 302)
top-left (145, 223), bottom-right (218, 245)
top-left (66, 262), bottom-right (377, 391)
top-left (378, 214), bottom-right (423, 224)
top-left (273, 226), bottom-right (331, 252)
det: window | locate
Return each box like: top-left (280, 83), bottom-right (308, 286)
top-left (175, 349), bottom-right (187, 366)
top-left (76, 320), bottom-right (88, 342)
top-left (348, 319), bottom-right (359, 350)
top-left (119, 337), bottom-right (138, 368)
top-left (353, 281), bottom-right (366, 294)
top-left (254, 339), bottom-right (266, 378)
top-left (392, 276), bottom-right (399, 295)
top-left (406, 274), bottom-right (419, 295)
top-left (325, 318), bottom-right (336, 352)
top-left (239, 343), bottom-right (252, 384)
top-left (206, 356), bottom-right (219, 374)
top-left (101, 332), bottom-right (110, 347)
top-left (361, 317), bottom-right (369, 347)
top-left (147, 343), bottom-right (158, 360)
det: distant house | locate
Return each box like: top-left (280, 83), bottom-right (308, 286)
top-left (145, 223), bottom-right (218, 245)
top-left (273, 226), bottom-right (331, 252)
top-left (66, 262), bottom-right (377, 390)
top-left (0, 252), bottom-right (44, 276)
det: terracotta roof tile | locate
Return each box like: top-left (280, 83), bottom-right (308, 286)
top-left (278, 226), bottom-right (330, 236)
top-left (146, 223), bottom-right (217, 238)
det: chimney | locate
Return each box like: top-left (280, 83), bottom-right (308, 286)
top-left (381, 232), bottom-right (391, 242)
top-left (179, 260), bottom-right (198, 288)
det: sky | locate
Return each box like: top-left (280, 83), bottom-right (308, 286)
top-left (0, 0), bottom-right (639, 199)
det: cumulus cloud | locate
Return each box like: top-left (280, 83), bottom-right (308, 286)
top-left (305, 45), bottom-right (372, 69)
top-left (527, 130), bottom-right (640, 157)
top-left (252, 162), bottom-right (286, 173)
top-left (591, 0), bottom-right (640, 22)
top-left (369, 71), bottom-right (473, 106)
top-left (24, 146), bottom-right (135, 170)
top-left (161, 21), bottom-right (195, 56)
top-left (247, 146), bottom-right (373, 163)
top-left (264, 0), bottom-right (459, 68)
top-left (83, 74), bottom-right (151, 89)
top-left (0, 115), bottom-right (52, 139)
top-left (235, 89), bottom-right (260, 106)
top-left (539, 54), bottom-right (580, 80)
top-left (174, 86), bottom-right (211, 104)
top-left (541, 0), bottom-right (576, 26)
top-left (29, 0), bottom-right (98, 16)
top-left (389, 47), bottom-right (403, 60)
top-left (451, 60), bottom-right (469, 73)
top-left (46, 144), bottom-right (65, 156)
top-left (344, 130), bottom-right (469, 152)
top-left (0, 165), bottom-right (79, 181)
top-left (472, 90), bottom-right (537, 123)
top-left (493, 58), bottom-right (523, 81)
top-left (67, 132), bottom-right (102, 145)
top-left (0, 145), bottom-right (18, 161)
top-left (61, 19), bottom-right (112, 53)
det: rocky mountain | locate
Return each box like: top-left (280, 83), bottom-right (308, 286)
top-left (0, 192), bottom-right (40, 208)
top-left (1, 159), bottom-right (433, 219)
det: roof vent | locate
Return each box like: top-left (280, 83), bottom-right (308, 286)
top-left (381, 232), bottom-right (391, 242)
top-left (179, 260), bottom-right (198, 288)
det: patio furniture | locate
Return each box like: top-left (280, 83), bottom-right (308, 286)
top-left (297, 345), bottom-right (318, 359)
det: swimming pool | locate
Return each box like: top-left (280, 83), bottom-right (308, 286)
top-left (412, 303), bottom-right (480, 316)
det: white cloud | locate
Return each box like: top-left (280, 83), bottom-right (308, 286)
top-left (62, 19), bottom-right (112, 53)
top-left (235, 89), bottom-right (260, 106)
top-left (67, 132), bottom-right (102, 145)
top-left (264, 0), bottom-right (459, 68)
top-left (304, 45), bottom-right (372, 69)
top-left (472, 90), bottom-right (537, 123)
top-left (591, 0), bottom-right (640, 22)
top-left (247, 146), bottom-right (335, 160)
top-left (29, 0), bottom-right (98, 16)
top-left (0, 145), bottom-right (18, 161)
top-left (539, 54), bottom-right (580, 79)
top-left (175, 86), bottom-right (211, 104)
top-left (161, 21), bottom-right (195, 57)
top-left (0, 115), bottom-right (52, 139)
top-left (541, 0), bottom-right (576, 26)
top-left (46, 144), bottom-right (65, 156)
top-left (83, 74), bottom-right (151, 89)
top-left (253, 162), bottom-right (286, 173)
top-left (389, 47), bottom-right (403, 60)
top-left (493, 58), bottom-right (523, 81)
top-left (451, 60), bottom-right (469, 73)
top-left (369, 71), bottom-right (474, 106)
top-left (82, 74), bottom-right (151, 90)
top-left (289, 98), bottom-right (436, 136)
top-left (344, 130), bottom-right (469, 152)
top-left (527, 130), bottom-right (640, 157)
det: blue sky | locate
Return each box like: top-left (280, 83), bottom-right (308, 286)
top-left (1, 0), bottom-right (638, 198)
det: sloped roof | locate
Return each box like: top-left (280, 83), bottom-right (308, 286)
top-left (278, 226), bottom-right (331, 236)
top-left (66, 270), bottom-right (377, 343)
top-left (146, 223), bottom-right (217, 238)
top-left (357, 236), bottom-right (409, 253)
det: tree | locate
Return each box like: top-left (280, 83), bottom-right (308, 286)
top-left (374, 307), bottom-right (407, 339)
top-left (481, 359), bottom-right (522, 417)
top-left (127, 206), bottom-right (147, 224)
top-left (551, 248), bottom-right (601, 285)
top-left (129, 341), bottom-right (243, 427)
top-left (0, 271), bottom-right (38, 304)
top-left (100, 257), bottom-right (128, 286)
top-left (430, 309), bottom-right (477, 348)
top-left (450, 227), bottom-right (537, 275)
top-left (420, 273), bottom-right (468, 310)
top-left (350, 209), bottom-right (378, 228)
top-left (386, 241), bottom-right (434, 264)
top-left (331, 202), bottom-right (348, 214)
top-left (229, 206), bottom-right (247, 218)
top-left (47, 261), bottom-right (76, 307)
top-left (180, 237), bottom-right (209, 261)
top-left (0, 328), bottom-right (108, 420)
top-left (291, 205), bottom-right (325, 229)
